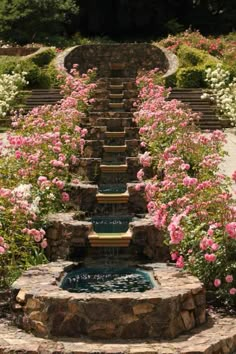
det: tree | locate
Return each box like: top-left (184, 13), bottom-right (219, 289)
top-left (0, 0), bottom-right (79, 44)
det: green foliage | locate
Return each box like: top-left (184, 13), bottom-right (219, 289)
top-left (44, 62), bottom-right (62, 88)
top-left (29, 48), bottom-right (56, 67)
top-left (0, 0), bottom-right (79, 44)
top-left (176, 62), bottom-right (218, 88)
top-left (171, 44), bottom-right (218, 88)
top-left (0, 48), bottom-right (57, 88)
top-left (0, 57), bottom-right (18, 76)
top-left (177, 45), bottom-right (206, 67)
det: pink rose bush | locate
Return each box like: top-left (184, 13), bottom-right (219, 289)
top-left (0, 66), bottom-right (96, 287)
top-left (159, 30), bottom-right (236, 60)
top-left (134, 69), bottom-right (236, 306)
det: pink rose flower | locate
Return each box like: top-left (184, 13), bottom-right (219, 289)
top-left (214, 279), bottom-right (221, 287)
top-left (204, 253), bottom-right (216, 262)
top-left (183, 176), bottom-right (198, 187)
top-left (61, 192), bottom-right (70, 202)
top-left (229, 288), bottom-right (236, 295)
top-left (176, 255), bottom-right (184, 268)
top-left (225, 275), bottom-right (233, 283)
top-left (225, 222), bottom-right (236, 239)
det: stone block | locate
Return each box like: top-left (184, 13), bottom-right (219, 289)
top-left (133, 303), bottom-right (154, 315)
top-left (16, 289), bottom-right (26, 304)
top-left (181, 310), bottom-right (195, 331)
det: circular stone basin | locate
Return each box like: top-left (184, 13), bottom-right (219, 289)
top-left (12, 261), bottom-right (206, 340)
top-left (61, 267), bottom-right (155, 293)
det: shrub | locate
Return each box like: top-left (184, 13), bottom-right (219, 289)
top-left (173, 45), bottom-right (218, 88)
top-left (44, 62), bottom-right (63, 88)
top-left (165, 73), bottom-right (177, 88)
top-left (159, 30), bottom-right (224, 57)
top-left (29, 47), bottom-right (56, 67)
top-left (0, 54), bottom-right (56, 88)
top-left (158, 31), bottom-right (236, 87)
top-left (177, 45), bottom-right (205, 67)
top-left (0, 57), bottom-right (18, 76)
top-left (134, 70), bottom-right (236, 307)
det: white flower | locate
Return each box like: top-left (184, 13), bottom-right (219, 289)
top-left (12, 184), bottom-right (32, 200)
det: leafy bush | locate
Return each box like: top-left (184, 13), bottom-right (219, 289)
top-left (166, 44), bottom-right (218, 88)
top-left (44, 62), bottom-right (63, 88)
top-left (159, 30), bottom-right (224, 57)
top-left (176, 61), bottom-right (217, 88)
top-left (177, 45), bottom-right (205, 67)
top-left (176, 67), bottom-right (205, 88)
top-left (29, 47), bottom-right (56, 67)
top-left (165, 73), bottom-right (177, 88)
top-left (16, 60), bottom-right (44, 88)
top-left (159, 30), bottom-right (236, 87)
top-left (0, 48), bottom-right (57, 88)
top-left (0, 57), bottom-right (18, 76)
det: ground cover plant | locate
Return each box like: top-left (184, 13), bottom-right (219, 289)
top-left (134, 70), bottom-right (236, 307)
top-left (0, 65), bottom-right (96, 287)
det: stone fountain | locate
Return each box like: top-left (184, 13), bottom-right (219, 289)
top-left (11, 45), bottom-right (207, 345)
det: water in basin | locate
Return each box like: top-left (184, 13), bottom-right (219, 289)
top-left (91, 216), bottom-right (132, 233)
top-left (61, 267), bottom-right (155, 293)
top-left (99, 184), bottom-right (127, 194)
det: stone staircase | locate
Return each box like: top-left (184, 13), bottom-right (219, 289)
top-left (169, 88), bottom-right (230, 130)
top-left (46, 75), bottom-right (230, 258)
top-left (75, 74), bottom-right (142, 248)
top-left (22, 89), bottom-right (63, 113)
top-left (46, 69), bottom-right (166, 260)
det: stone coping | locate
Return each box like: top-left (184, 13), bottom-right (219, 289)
top-left (54, 43), bottom-right (178, 79)
top-left (0, 313), bottom-right (236, 353)
top-left (12, 261), bottom-right (203, 300)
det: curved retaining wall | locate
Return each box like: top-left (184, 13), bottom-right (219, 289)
top-left (0, 47), bottom-right (38, 56)
top-left (63, 43), bottom-right (170, 77)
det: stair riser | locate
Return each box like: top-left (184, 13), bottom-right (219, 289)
top-left (99, 119), bottom-right (134, 131)
top-left (102, 152), bottom-right (126, 165)
top-left (84, 128), bottom-right (139, 141)
top-left (94, 203), bottom-right (129, 216)
top-left (105, 137), bottom-right (125, 145)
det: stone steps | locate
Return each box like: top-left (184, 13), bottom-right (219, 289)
top-left (96, 191), bottom-right (129, 204)
top-left (88, 231), bottom-right (131, 247)
top-left (100, 164), bottom-right (127, 173)
top-left (103, 145), bottom-right (127, 152)
top-left (21, 89), bottom-right (62, 112)
top-left (169, 88), bottom-right (230, 130)
top-left (105, 131), bottom-right (125, 138)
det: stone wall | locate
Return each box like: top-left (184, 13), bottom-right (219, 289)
top-left (0, 47), bottom-right (38, 56)
top-left (64, 43), bottom-right (169, 77)
top-left (46, 212), bottom-right (168, 262)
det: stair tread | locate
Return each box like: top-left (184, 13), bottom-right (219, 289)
top-left (97, 191), bottom-right (129, 197)
top-left (89, 232), bottom-right (131, 238)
